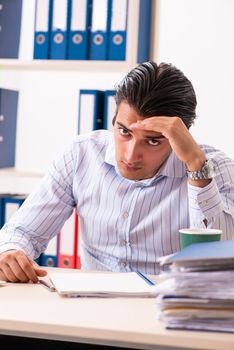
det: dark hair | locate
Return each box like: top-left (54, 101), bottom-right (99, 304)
top-left (113, 61), bottom-right (197, 129)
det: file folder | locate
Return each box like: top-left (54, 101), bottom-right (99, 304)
top-left (137, 0), bottom-right (152, 63)
top-left (2, 195), bottom-right (25, 224)
top-left (49, 271), bottom-right (156, 297)
top-left (107, 0), bottom-right (128, 61)
top-left (103, 90), bottom-right (116, 131)
top-left (40, 235), bottom-right (58, 267)
top-left (74, 214), bottom-right (81, 268)
top-left (0, 89), bottom-right (19, 168)
top-left (33, 0), bottom-right (53, 59)
top-left (78, 90), bottom-right (104, 134)
top-left (0, 0), bottom-right (22, 58)
top-left (0, 197), bottom-right (3, 228)
top-left (89, 0), bottom-right (111, 60)
top-left (161, 240), bottom-right (234, 266)
top-left (50, 0), bottom-right (70, 59)
top-left (68, 0), bottom-right (92, 60)
top-left (58, 210), bottom-right (78, 268)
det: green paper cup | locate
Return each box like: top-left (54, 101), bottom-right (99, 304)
top-left (179, 228), bottom-right (222, 249)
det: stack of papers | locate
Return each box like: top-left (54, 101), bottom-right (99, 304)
top-left (49, 271), bottom-right (157, 298)
top-left (155, 240), bottom-right (234, 332)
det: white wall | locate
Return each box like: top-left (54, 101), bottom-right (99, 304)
top-left (154, 0), bottom-right (234, 158)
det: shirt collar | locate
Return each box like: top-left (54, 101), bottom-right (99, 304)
top-left (104, 134), bottom-right (186, 185)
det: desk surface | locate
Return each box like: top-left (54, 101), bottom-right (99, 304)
top-left (0, 268), bottom-right (233, 350)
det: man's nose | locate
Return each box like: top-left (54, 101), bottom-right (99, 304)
top-left (125, 141), bottom-right (142, 164)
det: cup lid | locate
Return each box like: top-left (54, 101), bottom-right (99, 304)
top-left (179, 228), bottom-right (222, 235)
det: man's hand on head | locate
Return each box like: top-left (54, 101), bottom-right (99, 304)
top-left (0, 250), bottom-right (47, 283)
top-left (130, 116), bottom-right (206, 171)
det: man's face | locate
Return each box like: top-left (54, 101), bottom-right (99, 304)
top-left (113, 102), bottom-right (172, 180)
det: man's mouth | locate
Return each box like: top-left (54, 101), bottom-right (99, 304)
top-left (122, 161), bottom-right (142, 171)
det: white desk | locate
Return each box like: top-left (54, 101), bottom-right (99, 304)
top-left (0, 269), bottom-right (233, 350)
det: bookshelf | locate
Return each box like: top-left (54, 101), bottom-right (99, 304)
top-left (0, 0), bottom-right (156, 185)
top-left (0, 168), bottom-right (43, 195)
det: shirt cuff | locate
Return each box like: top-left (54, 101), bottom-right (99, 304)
top-left (0, 243), bottom-right (26, 255)
top-left (188, 179), bottom-right (225, 223)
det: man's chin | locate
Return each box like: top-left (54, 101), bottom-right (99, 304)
top-left (119, 168), bottom-right (144, 181)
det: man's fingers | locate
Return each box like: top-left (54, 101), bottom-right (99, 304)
top-left (16, 255), bottom-right (41, 283)
top-left (0, 269), bottom-right (7, 282)
top-left (8, 259), bottom-right (29, 282)
top-left (27, 256), bottom-right (47, 277)
top-left (0, 264), bottom-right (18, 282)
top-left (0, 250), bottom-right (47, 283)
top-left (34, 267), bottom-right (47, 277)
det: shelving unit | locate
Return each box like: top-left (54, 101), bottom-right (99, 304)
top-left (0, 59), bottom-right (134, 72)
top-left (0, 168), bottom-right (43, 194)
top-left (0, 0), bottom-right (156, 192)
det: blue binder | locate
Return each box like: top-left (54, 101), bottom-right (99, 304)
top-left (2, 195), bottom-right (25, 224)
top-left (0, 0), bottom-right (22, 58)
top-left (49, 0), bottom-right (71, 59)
top-left (137, 0), bottom-right (152, 63)
top-left (163, 240), bottom-right (234, 264)
top-left (78, 90), bottom-right (104, 134)
top-left (0, 89), bottom-right (19, 168)
top-left (68, 0), bottom-right (92, 60)
top-left (0, 197), bottom-right (3, 228)
top-left (33, 0), bottom-right (53, 59)
top-left (103, 90), bottom-right (116, 130)
top-left (108, 0), bottom-right (128, 61)
top-left (89, 0), bottom-right (111, 60)
top-left (40, 236), bottom-right (58, 267)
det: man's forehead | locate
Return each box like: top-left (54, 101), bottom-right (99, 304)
top-left (116, 120), bottom-right (164, 139)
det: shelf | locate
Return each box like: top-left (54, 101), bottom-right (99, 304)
top-left (0, 0), bottom-right (151, 73)
top-left (0, 168), bottom-right (43, 195)
top-left (0, 59), bottom-right (136, 72)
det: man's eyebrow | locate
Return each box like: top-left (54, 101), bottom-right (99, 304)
top-left (116, 121), bottom-right (165, 139)
top-left (116, 122), bottom-right (132, 133)
top-left (145, 135), bottom-right (166, 140)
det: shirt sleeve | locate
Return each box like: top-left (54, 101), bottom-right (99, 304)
top-left (0, 140), bottom-right (77, 258)
top-left (188, 155), bottom-right (234, 240)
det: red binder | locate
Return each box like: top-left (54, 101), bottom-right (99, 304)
top-left (58, 210), bottom-right (78, 268)
top-left (75, 214), bottom-right (81, 269)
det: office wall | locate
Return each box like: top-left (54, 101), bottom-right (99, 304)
top-left (154, 0), bottom-right (234, 158)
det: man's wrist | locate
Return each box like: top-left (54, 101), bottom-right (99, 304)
top-left (185, 156), bottom-right (207, 172)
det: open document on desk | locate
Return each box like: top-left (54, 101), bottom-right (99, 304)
top-left (47, 271), bottom-right (157, 298)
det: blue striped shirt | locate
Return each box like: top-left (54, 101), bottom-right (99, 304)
top-left (0, 130), bottom-right (234, 274)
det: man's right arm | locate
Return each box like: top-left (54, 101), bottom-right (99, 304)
top-left (0, 140), bottom-right (77, 282)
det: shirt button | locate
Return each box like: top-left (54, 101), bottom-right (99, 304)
top-left (123, 212), bottom-right (129, 219)
top-left (121, 240), bottom-right (131, 246)
top-left (121, 262), bottom-right (127, 268)
top-left (199, 200), bottom-right (208, 207)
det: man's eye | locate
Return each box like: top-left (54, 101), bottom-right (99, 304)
top-left (147, 139), bottom-right (160, 146)
top-left (119, 128), bottom-right (130, 136)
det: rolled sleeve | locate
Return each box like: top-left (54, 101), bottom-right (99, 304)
top-left (188, 179), bottom-right (225, 227)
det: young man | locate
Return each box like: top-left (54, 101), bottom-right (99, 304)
top-left (0, 61), bottom-right (234, 282)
